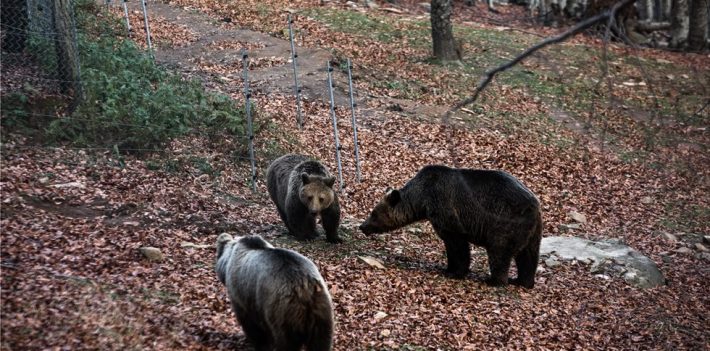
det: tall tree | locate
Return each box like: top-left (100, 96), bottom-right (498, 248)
top-left (688, 0), bottom-right (708, 50)
top-left (53, 0), bottom-right (82, 104)
top-left (430, 0), bottom-right (461, 61)
top-left (669, 0), bottom-right (690, 47)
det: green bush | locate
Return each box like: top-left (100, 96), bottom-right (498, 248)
top-left (45, 1), bottom-right (249, 152)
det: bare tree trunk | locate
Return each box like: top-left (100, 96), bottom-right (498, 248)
top-left (431, 0), bottom-right (461, 61)
top-left (53, 0), bottom-right (82, 103)
top-left (688, 0), bottom-right (708, 50)
top-left (669, 0), bottom-right (689, 47)
top-left (662, 0), bottom-right (672, 20)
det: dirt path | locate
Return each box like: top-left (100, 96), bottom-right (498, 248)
top-left (126, 1), bottom-right (359, 107)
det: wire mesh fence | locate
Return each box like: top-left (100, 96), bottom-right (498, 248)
top-left (1, 0), bottom-right (81, 98)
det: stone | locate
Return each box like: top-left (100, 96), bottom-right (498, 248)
top-left (703, 236), bottom-right (710, 245)
top-left (365, 0), bottom-right (379, 9)
top-left (568, 210), bottom-right (587, 224)
top-left (544, 257), bottom-right (560, 267)
top-left (540, 236), bottom-right (664, 288)
top-left (700, 253), bottom-right (710, 261)
top-left (694, 243), bottom-right (709, 252)
top-left (559, 223), bottom-right (582, 231)
top-left (640, 196), bottom-right (654, 204)
top-left (675, 247), bottom-right (693, 255)
top-left (660, 232), bottom-right (678, 242)
top-left (139, 247), bottom-right (163, 261)
top-left (374, 311), bottom-right (388, 321)
top-left (358, 256), bottom-right (385, 269)
top-left (419, 2), bottom-right (431, 12)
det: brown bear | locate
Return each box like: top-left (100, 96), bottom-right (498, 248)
top-left (266, 154), bottom-right (342, 243)
top-left (215, 233), bottom-right (335, 351)
top-left (359, 165), bottom-right (542, 288)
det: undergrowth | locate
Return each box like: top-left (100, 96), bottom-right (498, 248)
top-left (2, 0), bottom-right (252, 152)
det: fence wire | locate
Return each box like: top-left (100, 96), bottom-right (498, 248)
top-left (1, 0), bottom-right (81, 98)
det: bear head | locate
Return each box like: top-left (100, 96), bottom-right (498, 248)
top-left (299, 173), bottom-right (336, 215)
top-left (359, 187), bottom-right (402, 235)
top-left (216, 233), bottom-right (234, 260)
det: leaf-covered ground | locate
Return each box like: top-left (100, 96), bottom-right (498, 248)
top-left (2, 0), bottom-right (708, 350)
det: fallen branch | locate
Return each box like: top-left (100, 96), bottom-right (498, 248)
top-left (636, 20), bottom-right (671, 32)
top-left (444, 0), bottom-right (636, 119)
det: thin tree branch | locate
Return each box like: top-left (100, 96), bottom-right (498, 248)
top-left (444, 0), bottom-right (636, 120)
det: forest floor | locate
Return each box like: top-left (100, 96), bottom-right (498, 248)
top-left (2, 0), bottom-right (709, 350)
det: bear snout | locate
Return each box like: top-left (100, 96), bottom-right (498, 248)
top-left (359, 223), bottom-right (373, 235)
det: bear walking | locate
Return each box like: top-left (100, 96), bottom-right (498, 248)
top-left (215, 233), bottom-right (335, 351)
top-left (266, 154), bottom-right (342, 243)
top-left (359, 165), bottom-right (542, 288)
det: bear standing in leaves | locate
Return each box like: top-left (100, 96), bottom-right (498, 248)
top-left (267, 154), bottom-right (342, 243)
top-left (359, 165), bottom-right (542, 288)
top-left (215, 233), bottom-right (334, 351)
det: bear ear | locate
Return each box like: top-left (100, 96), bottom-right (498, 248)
top-left (386, 189), bottom-right (401, 206)
top-left (324, 176), bottom-right (336, 187)
top-left (301, 172), bottom-right (310, 184)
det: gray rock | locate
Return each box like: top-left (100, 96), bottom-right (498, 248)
top-left (419, 2), bottom-right (431, 12)
top-left (701, 253), bottom-right (710, 261)
top-left (365, 0), bottom-right (379, 8)
top-left (640, 196), bottom-right (654, 204)
top-left (675, 247), bottom-right (693, 255)
top-left (140, 247), bottom-right (163, 261)
top-left (660, 232), bottom-right (678, 242)
top-left (568, 211), bottom-right (587, 224)
top-left (540, 236), bottom-right (664, 288)
top-left (544, 257), bottom-right (560, 267)
top-left (559, 223), bottom-right (582, 231)
top-left (695, 243), bottom-right (709, 252)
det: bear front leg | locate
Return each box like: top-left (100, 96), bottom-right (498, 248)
top-left (290, 215), bottom-right (318, 241)
top-left (285, 205), bottom-right (318, 240)
top-left (321, 201), bottom-right (342, 244)
top-left (442, 238), bottom-right (471, 278)
top-left (485, 248), bottom-right (513, 287)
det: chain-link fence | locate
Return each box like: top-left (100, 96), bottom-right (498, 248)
top-left (1, 0), bottom-right (81, 99)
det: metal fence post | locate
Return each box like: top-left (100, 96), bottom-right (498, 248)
top-left (346, 58), bottom-right (362, 183)
top-left (326, 61), bottom-right (344, 193)
top-left (122, 0), bottom-right (132, 36)
top-left (242, 51), bottom-right (257, 192)
top-left (140, 0), bottom-right (153, 53)
top-left (288, 14), bottom-right (303, 130)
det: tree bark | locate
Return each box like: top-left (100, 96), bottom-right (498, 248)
top-left (53, 0), bottom-right (82, 102)
top-left (430, 0), bottom-right (461, 61)
top-left (688, 0), bottom-right (708, 50)
top-left (669, 0), bottom-right (689, 47)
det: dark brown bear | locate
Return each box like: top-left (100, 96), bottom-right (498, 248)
top-left (359, 165), bottom-right (542, 288)
top-left (266, 154), bottom-right (342, 243)
top-left (215, 233), bottom-right (334, 351)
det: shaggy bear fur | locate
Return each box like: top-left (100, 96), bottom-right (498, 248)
top-left (359, 165), bottom-right (542, 288)
top-left (266, 154), bottom-right (342, 243)
top-left (215, 233), bottom-right (334, 351)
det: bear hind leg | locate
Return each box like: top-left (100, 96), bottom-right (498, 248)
top-left (512, 234), bottom-right (540, 289)
top-left (443, 238), bottom-right (471, 278)
top-left (485, 249), bottom-right (513, 287)
top-left (234, 311), bottom-right (271, 351)
top-left (321, 205), bottom-right (342, 244)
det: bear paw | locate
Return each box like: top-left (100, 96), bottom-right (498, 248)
top-left (326, 236), bottom-right (344, 244)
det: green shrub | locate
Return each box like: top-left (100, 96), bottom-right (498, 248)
top-left (44, 1), bottom-right (249, 152)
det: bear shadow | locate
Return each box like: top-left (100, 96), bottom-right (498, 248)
top-left (192, 326), bottom-right (252, 350)
top-left (388, 254), bottom-right (490, 284)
